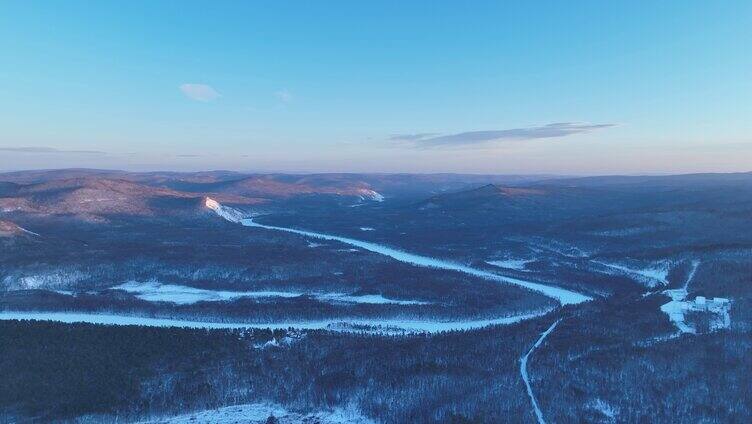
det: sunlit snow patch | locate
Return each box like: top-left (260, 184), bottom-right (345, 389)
top-left (205, 197), bottom-right (245, 223)
top-left (357, 188), bottom-right (384, 202)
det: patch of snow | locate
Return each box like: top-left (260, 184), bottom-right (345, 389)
top-left (18, 226), bottom-right (40, 237)
top-left (487, 259), bottom-right (533, 271)
top-left (256, 338), bottom-right (279, 349)
top-left (663, 288), bottom-right (688, 302)
top-left (316, 293), bottom-right (430, 306)
top-left (204, 197), bottom-right (245, 223)
top-left (113, 282), bottom-right (430, 307)
top-left (660, 262), bottom-right (729, 335)
top-left (523, 239), bottom-right (589, 258)
top-left (593, 260), bottom-right (671, 287)
top-left (3, 272), bottom-right (87, 291)
top-left (139, 402), bottom-right (375, 424)
top-left (656, 260), bottom-right (703, 330)
top-left (357, 189), bottom-right (384, 202)
top-left (113, 281), bottom-right (302, 305)
top-left (253, 331), bottom-right (306, 349)
top-left (591, 227), bottom-right (649, 237)
top-left (660, 294), bottom-right (731, 334)
top-left (659, 261), bottom-right (731, 335)
top-left (587, 399), bottom-right (618, 422)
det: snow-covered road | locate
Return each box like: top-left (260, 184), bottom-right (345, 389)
top-left (520, 319), bottom-right (562, 424)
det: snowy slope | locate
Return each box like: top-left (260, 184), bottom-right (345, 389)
top-left (204, 197), bottom-right (246, 223)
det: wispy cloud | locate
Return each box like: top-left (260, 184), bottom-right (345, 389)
top-left (396, 123), bottom-right (615, 147)
top-left (0, 147), bottom-right (105, 154)
top-left (275, 88), bottom-right (293, 103)
top-left (176, 154), bottom-right (201, 158)
top-left (179, 83), bottom-right (221, 102)
top-left (390, 133), bottom-right (439, 142)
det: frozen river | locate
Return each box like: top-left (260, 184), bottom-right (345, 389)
top-left (239, 215), bottom-right (591, 306)
top-left (0, 200), bottom-right (590, 334)
top-left (0, 310), bottom-right (550, 334)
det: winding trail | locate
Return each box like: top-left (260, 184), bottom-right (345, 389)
top-left (682, 260), bottom-right (701, 291)
top-left (520, 319), bottom-right (562, 424)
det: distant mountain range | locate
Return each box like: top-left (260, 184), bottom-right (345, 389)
top-left (0, 169), bottom-right (559, 222)
top-left (1, 168), bottom-right (751, 225)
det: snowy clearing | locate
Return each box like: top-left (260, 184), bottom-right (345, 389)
top-left (112, 281), bottom-right (431, 306)
top-left (113, 282), bottom-right (302, 305)
top-left (357, 189), bottom-right (384, 202)
top-left (523, 238), bottom-right (590, 258)
top-left (659, 260), bottom-right (730, 334)
top-left (487, 259), bottom-right (533, 271)
top-left (593, 260), bottom-right (671, 287)
top-left (315, 293), bottom-right (430, 306)
top-left (586, 399), bottom-right (618, 422)
top-left (660, 291), bottom-right (731, 334)
top-left (140, 402), bottom-right (375, 424)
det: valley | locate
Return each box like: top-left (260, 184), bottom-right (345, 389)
top-left (1, 169), bottom-right (751, 423)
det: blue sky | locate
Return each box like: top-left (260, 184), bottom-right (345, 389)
top-left (1, 1), bottom-right (750, 174)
